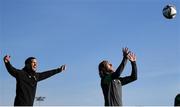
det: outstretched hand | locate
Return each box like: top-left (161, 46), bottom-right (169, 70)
top-left (127, 52), bottom-right (136, 62)
top-left (122, 47), bottom-right (129, 58)
top-left (58, 65), bottom-right (66, 72)
top-left (4, 55), bottom-right (11, 63)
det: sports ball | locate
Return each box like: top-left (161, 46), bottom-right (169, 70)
top-left (163, 4), bottom-right (177, 19)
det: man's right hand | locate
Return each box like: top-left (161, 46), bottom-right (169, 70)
top-left (4, 55), bottom-right (11, 63)
top-left (122, 47), bottom-right (130, 58)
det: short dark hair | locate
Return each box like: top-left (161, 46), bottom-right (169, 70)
top-left (98, 60), bottom-right (108, 78)
top-left (25, 57), bottom-right (36, 65)
top-left (175, 94), bottom-right (180, 106)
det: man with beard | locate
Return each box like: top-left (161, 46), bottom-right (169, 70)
top-left (98, 48), bottom-right (137, 106)
top-left (3, 55), bottom-right (66, 106)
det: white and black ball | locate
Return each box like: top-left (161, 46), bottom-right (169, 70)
top-left (163, 4), bottom-right (177, 19)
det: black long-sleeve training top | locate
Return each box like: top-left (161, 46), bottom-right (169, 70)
top-left (4, 62), bottom-right (62, 106)
top-left (101, 57), bottom-right (137, 106)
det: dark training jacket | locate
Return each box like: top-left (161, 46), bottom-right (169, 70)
top-left (4, 62), bottom-right (62, 106)
top-left (101, 58), bottom-right (137, 106)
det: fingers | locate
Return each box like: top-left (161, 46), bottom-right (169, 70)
top-left (4, 55), bottom-right (11, 63)
top-left (62, 65), bottom-right (66, 71)
top-left (127, 53), bottom-right (131, 59)
top-left (122, 47), bottom-right (129, 57)
top-left (133, 53), bottom-right (137, 61)
top-left (122, 47), bottom-right (136, 60)
top-left (127, 52), bottom-right (136, 62)
top-left (60, 64), bottom-right (66, 71)
top-left (122, 47), bottom-right (129, 53)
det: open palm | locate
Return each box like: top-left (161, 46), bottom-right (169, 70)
top-left (127, 52), bottom-right (136, 62)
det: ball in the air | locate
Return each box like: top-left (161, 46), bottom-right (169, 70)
top-left (163, 4), bottom-right (177, 19)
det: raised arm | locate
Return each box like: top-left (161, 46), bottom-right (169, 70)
top-left (121, 52), bottom-right (137, 86)
top-left (37, 65), bottom-right (66, 82)
top-left (112, 48), bottom-right (129, 78)
top-left (3, 55), bottom-right (18, 78)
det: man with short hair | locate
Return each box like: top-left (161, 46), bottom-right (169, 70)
top-left (98, 48), bottom-right (137, 106)
top-left (3, 55), bottom-right (66, 106)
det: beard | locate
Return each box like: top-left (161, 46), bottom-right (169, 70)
top-left (26, 66), bottom-right (36, 73)
top-left (109, 69), bottom-right (114, 73)
top-left (32, 67), bottom-right (37, 72)
top-left (104, 69), bottom-right (114, 74)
